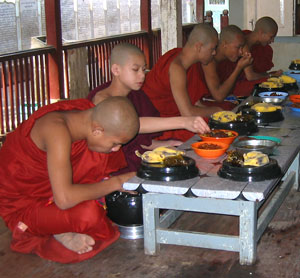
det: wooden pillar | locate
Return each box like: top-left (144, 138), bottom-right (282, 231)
top-left (140, 0), bottom-right (152, 68)
top-left (44, 0), bottom-right (64, 100)
top-left (160, 0), bottom-right (182, 55)
top-left (196, 0), bottom-right (204, 23)
top-left (220, 9), bottom-right (229, 30)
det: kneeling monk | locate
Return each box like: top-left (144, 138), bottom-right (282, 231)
top-left (0, 97), bottom-right (139, 263)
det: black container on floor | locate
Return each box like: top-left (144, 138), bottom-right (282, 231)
top-left (105, 191), bottom-right (143, 226)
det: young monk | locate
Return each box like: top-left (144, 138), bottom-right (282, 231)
top-left (218, 16), bottom-right (283, 96)
top-left (0, 96), bottom-right (140, 263)
top-left (88, 43), bottom-right (211, 170)
top-left (142, 23), bottom-right (225, 141)
top-left (199, 25), bottom-right (253, 102)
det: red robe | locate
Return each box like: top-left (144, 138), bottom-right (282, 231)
top-left (142, 48), bottom-right (209, 142)
top-left (217, 30), bottom-right (273, 96)
top-left (0, 99), bottom-right (127, 263)
top-left (142, 48), bottom-right (235, 141)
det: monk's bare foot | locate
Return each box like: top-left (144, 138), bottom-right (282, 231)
top-left (54, 232), bottom-right (95, 254)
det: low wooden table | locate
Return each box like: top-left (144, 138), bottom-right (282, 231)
top-left (123, 99), bottom-right (300, 265)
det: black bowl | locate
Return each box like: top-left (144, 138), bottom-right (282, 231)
top-left (241, 107), bottom-right (284, 124)
top-left (218, 158), bottom-right (281, 182)
top-left (208, 117), bottom-right (258, 136)
top-left (105, 191), bottom-right (143, 226)
top-left (137, 156), bottom-right (199, 182)
top-left (283, 82), bottom-right (298, 91)
top-left (289, 62), bottom-right (300, 71)
top-left (252, 84), bottom-right (287, 96)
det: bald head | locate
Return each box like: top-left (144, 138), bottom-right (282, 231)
top-left (187, 23), bottom-right (218, 47)
top-left (110, 43), bottom-right (145, 66)
top-left (92, 96), bottom-right (139, 139)
top-left (220, 25), bottom-right (244, 44)
top-left (254, 16), bottom-right (278, 34)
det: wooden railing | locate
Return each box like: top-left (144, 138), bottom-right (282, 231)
top-left (0, 23), bottom-right (197, 143)
top-left (0, 47), bottom-right (55, 141)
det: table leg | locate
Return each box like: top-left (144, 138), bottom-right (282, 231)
top-left (239, 201), bottom-right (257, 265)
top-left (143, 194), bottom-right (160, 255)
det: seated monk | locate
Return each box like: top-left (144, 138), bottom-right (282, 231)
top-left (88, 43), bottom-right (210, 169)
top-left (199, 25), bottom-right (253, 102)
top-left (0, 96), bottom-right (140, 263)
top-left (217, 16), bottom-right (283, 96)
top-left (142, 23), bottom-right (222, 141)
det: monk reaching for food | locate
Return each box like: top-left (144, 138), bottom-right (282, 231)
top-left (0, 96), bottom-right (141, 263)
top-left (87, 43), bottom-right (211, 172)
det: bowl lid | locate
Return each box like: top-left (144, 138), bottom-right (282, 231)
top-left (208, 118), bottom-right (258, 136)
top-left (137, 156), bottom-right (199, 181)
top-left (218, 158), bottom-right (281, 182)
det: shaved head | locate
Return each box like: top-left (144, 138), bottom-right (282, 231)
top-left (187, 23), bottom-right (218, 46)
top-left (110, 43), bottom-right (145, 66)
top-left (254, 16), bottom-right (278, 34)
top-left (92, 96), bottom-right (139, 138)
top-left (220, 25), bottom-right (244, 44)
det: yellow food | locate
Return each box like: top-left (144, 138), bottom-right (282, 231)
top-left (293, 59), bottom-right (300, 64)
top-left (279, 75), bottom-right (296, 84)
top-left (243, 151), bottom-right (269, 167)
top-left (135, 147), bottom-right (185, 164)
top-left (251, 102), bottom-right (281, 112)
top-left (259, 81), bottom-right (283, 89)
top-left (211, 111), bottom-right (237, 123)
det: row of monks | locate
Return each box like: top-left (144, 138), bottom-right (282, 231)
top-left (0, 17), bottom-right (281, 263)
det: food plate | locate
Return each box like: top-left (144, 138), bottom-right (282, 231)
top-left (199, 129), bottom-right (238, 145)
top-left (137, 156), bottom-right (199, 181)
top-left (208, 117), bottom-right (258, 136)
top-left (233, 139), bottom-right (277, 155)
top-left (191, 141), bottom-right (229, 159)
top-left (288, 103), bottom-right (300, 113)
top-left (289, 94), bottom-right (300, 104)
top-left (248, 135), bottom-right (281, 144)
top-left (258, 91), bottom-right (288, 99)
top-left (284, 70), bottom-right (300, 83)
top-left (252, 84), bottom-right (287, 96)
top-left (241, 107), bottom-right (284, 124)
top-left (218, 158), bottom-right (281, 182)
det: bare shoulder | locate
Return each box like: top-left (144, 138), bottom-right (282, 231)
top-left (30, 112), bottom-right (70, 151)
top-left (169, 57), bottom-right (186, 75)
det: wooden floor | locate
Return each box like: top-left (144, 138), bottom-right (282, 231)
top-left (1, 189), bottom-right (300, 278)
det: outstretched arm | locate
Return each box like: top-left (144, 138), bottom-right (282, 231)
top-left (139, 116), bottom-right (210, 134)
top-left (169, 62), bottom-right (222, 117)
top-left (202, 54), bottom-right (253, 102)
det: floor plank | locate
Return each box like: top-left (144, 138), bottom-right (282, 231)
top-left (1, 189), bottom-right (300, 278)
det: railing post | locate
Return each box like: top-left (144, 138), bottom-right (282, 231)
top-left (140, 0), bottom-right (153, 68)
top-left (220, 9), bottom-right (229, 30)
top-left (44, 0), bottom-right (64, 101)
top-left (195, 0), bottom-right (204, 23)
top-left (204, 10), bottom-right (213, 26)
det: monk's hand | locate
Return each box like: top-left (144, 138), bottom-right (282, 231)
top-left (269, 69), bottom-right (283, 77)
top-left (185, 116), bottom-right (211, 134)
top-left (238, 52), bottom-right (253, 69)
top-left (115, 172), bottom-right (137, 192)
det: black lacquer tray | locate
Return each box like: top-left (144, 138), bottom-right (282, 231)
top-left (283, 82), bottom-right (298, 91)
top-left (289, 61), bottom-right (300, 71)
top-left (252, 84), bottom-right (287, 96)
top-left (137, 156), bottom-right (199, 182)
top-left (240, 107), bottom-right (284, 124)
top-left (208, 118), bottom-right (258, 136)
top-left (218, 158), bottom-right (281, 182)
